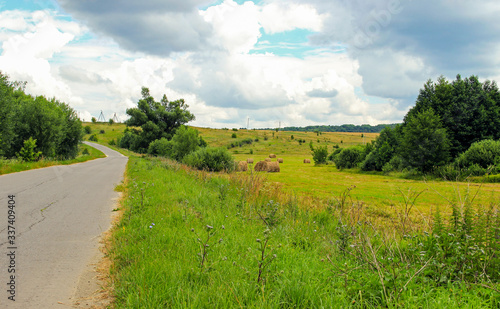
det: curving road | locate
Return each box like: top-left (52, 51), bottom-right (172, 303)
top-left (0, 142), bottom-right (127, 308)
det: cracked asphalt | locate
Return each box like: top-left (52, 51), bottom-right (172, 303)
top-left (0, 142), bottom-right (127, 308)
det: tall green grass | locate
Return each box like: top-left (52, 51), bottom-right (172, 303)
top-left (110, 155), bottom-right (500, 308)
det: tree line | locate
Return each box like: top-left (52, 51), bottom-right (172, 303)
top-left (315, 75), bottom-right (500, 178)
top-left (278, 123), bottom-right (398, 133)
top-left (0, 72), bottom-right (82, 161)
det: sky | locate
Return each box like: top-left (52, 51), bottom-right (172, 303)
top-left (1, 0), bottom-right (500, 128)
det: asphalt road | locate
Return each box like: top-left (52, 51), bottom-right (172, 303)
top-left (0, 142), bottom-right (127, 308)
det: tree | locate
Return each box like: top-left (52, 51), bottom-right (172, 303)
top-left (400, 108), bottom-right (450, 172)
top-left (124, 87), bottom-right (195, 152)
top-left (406, 75), bottom-right (500, 157)
top-left (0, 72), bottom-right (15, 157)
top-left (361, 126), bottom-right (401, 171)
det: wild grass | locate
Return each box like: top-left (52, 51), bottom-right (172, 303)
top-left (0, 143), bottom-right (105, 175)
top-left (109, 155), bottom-right (500, 308)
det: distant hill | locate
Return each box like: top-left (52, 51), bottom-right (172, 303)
top-left (260, 123), bottom-right (399, 133)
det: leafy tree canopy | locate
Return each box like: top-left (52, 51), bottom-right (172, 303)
top-left (125, 87), bottom-right (195, 152)
top-left (405, 75), bottom-right (500, 157)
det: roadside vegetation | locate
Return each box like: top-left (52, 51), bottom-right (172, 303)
top-left (0, 72), bottom-right (105, 175)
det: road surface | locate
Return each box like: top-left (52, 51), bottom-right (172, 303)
top-left (0, 142), bottom-right (127, 308)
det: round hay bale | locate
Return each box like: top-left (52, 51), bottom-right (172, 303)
top-left (265, 158), bottom-right (272, 162)
top-left (254, 161), bottom-right (268, 172)
top-left (269, 154), bottom-right (277, 158)
top-left (277, 158), bottom-right (284, 163)
top-left (237, 161), bottom-right (248, 172)
top-left (247, 158), bottom-right (254, 164)
top-left (267, 161), bottom-right (280, 173)
top-left (303, 159), bottom-right (311, 164)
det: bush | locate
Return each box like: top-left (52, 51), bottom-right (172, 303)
top-left (17, 137), bottom-right (42, 162)
top-left (311, 145), bottom-right (328, 165)
top-left (99, 130), bottom-right (105, 134)
top-left (119, 132), bottom-right (136, 149)
top-left (148, 138), bottom-right (173, 157)
top-left (183, 147), bottom-right (235, 172)
top-left (231, 133), bottom-right (237, 138)
top-left (88, 134), bottom-right (98, 142)
top-left (84, 126), bottom-right (92, 134)
top-left (456, 139), bottom-right (500, 169)
top-left (171, 126), bottom-right (200, 161)
top-left (82, 148), bottom-right (90, 156)
top-left (334, 146), bottom-right (366, 169)
top-left (109, 139), bottom-right (116, 146)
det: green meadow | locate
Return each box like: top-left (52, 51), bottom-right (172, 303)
top-left (88, 123), bottom-right (500, 308)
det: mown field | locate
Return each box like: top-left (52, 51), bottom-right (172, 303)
top-left (196, 127), bottom-right (500, 226)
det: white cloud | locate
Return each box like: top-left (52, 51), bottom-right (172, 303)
top-left (201, 0), bottom-right (261, 54)
top-left (260, 2), bottom-right (325, 34)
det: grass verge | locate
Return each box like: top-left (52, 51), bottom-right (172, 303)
top-left (0, 143), bottom-right (106, 175)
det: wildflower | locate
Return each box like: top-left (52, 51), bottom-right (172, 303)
top-left (149, 225), bottom-right (153, 229)
top-left (256, 239), bottom-right (261, 243)
top-left (219, 238), bottom-right (223, 243)
top-left (221, 225), bottom-right (225, 230)
top-left (191, 228), bottom-right (195, 232)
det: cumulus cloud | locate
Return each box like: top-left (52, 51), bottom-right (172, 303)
top-left (0, 10), bottom-right (81, 104)
top-left (57, 0), bottom-right (214, 55)
top-left (297, 0), bottom-right (500, 109)
top-left (4, 0), bottom-right (499, 129)
top-left (260, 2), bottom-right (325, 34)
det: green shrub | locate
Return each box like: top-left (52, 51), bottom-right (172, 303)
top-left (231, 133), bottom-right (237, 138)
top-left (171, 126), bottom-right (200, 161)
top-left (148, 138), bottom-right (173, 157)
top-left (456, 139), bottom-right (500, 169)
top-left (84, 125), bottom-right (92, 134)
top-left (17, 137), bottom-right (42, 162)
top-left (82, 148), bottom-right (90, 155)
top-left (109, 139), bottom-right (116, 146)
top-left (183, 147), bottom-right (235, 172)
top-left (99, 129), bottom-right (105, 134)
top-left (334, 146), bottom-right (366, 169)
top-left (311, 145), bottom-right (328, 165)
top-left (88, 134), bottom-right (98, 142)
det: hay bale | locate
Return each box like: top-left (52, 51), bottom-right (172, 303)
top-left (265, 158), bottom-right (272, 162)
top-left (247, 158), bottom-right (254, 164)
top-left (254, 161), bottom-right (268, 172)
top-left (304, 159), bottom-right (311, 164)
top-left (267, 161), bottom-right (280, 173)
top-left (237, 161), bottom-right (248, 171)
top-left (277, 158), bottom-right (284, 163)
top-left (269, 154), bottom-right (277, 158)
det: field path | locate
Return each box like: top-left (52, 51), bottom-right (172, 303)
top-left (0, 142), bottom-right (127, 308)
